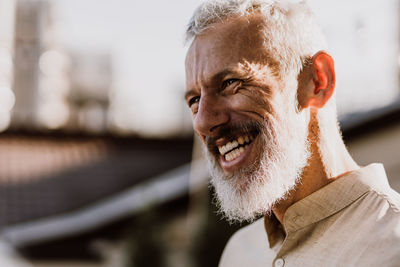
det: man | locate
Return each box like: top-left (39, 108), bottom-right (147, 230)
top-left (184, 0), bottom-right (400, 266)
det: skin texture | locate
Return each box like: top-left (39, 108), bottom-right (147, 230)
top-left (185, 13), bottom-right (358, 226)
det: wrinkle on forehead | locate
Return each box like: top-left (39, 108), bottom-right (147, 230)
top-left (185, 13), bottom-right (282, 91)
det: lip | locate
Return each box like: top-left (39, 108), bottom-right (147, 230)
top-left (218, 133), bottom-right (259, 174)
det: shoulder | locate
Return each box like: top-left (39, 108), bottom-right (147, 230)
top-left (358, 164), bottom-right (400, 212)
top-left (377, 187), bottom-right (400, 212)
top-left (346, 186), bottom-right (400, 264)
top-left (219, 219), bottom-right (274, 267)
top-left (347, 164), bottom-right (400, 225)
top-left (349, 183), bottom-right (400, 231)
top-left (357, 191), bottom-right (400, 266)
top-left (361, 180), bottom-right (400, 222)
top-left (368, 187), bottom-right (400, 239)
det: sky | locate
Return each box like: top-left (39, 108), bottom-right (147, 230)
top-left (49, 0), bottom-right (399, 136)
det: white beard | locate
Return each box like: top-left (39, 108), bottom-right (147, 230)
top-left (206, 97), bottom-right (310, 223)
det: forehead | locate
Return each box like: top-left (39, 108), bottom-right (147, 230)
top-left (185, 13), bottom-right (277, 82)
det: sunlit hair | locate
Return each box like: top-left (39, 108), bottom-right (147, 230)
top-left (185, 0), bottom-right (327, 78)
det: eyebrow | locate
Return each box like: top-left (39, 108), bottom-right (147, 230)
top-left (184, 68), bottom-right (247, 100)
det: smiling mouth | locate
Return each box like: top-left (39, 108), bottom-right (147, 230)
top-left (218, 134), bottom-right (256, 162)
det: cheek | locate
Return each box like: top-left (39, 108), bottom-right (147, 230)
top-left (229, 89), bottom-right (274, 118)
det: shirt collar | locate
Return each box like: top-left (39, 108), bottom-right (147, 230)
top-left (264, 163), bottom-right (388, 248)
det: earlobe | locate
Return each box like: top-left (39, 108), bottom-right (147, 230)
top-left (298, 51), bottom-right (335, 110)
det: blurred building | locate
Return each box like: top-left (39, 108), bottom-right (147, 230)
top-left (0, 0), bottom-right (16, 133)
top-left (11, 0), bottom-right (113, 135)
top-left (12, 0), bottom-right (65, 130)
top-left (67, 51), bottom-right (111, 134)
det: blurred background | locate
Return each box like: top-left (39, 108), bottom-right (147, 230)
top-left (0, 0), bottom-right (399, 266)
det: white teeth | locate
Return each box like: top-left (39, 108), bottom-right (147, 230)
top-left (219, 140), bottom-right (238, 156)
top-left (218, 135), bottom-right (255, 158)
top-left (224, 147), bottom-right (244, 162)
top-left (226, 142), bottom-right (232, 151)
top-left (231, 140), bottom-right (238, 148)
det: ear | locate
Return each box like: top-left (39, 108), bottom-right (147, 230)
top-left (298, 51), bottom-right (335, 110)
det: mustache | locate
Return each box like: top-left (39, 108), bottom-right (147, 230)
top-left (205, 120), bottom-right (264, 152)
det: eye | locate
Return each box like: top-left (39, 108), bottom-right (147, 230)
top-left (188, 96), bottom-right (200, 107)
top-left (221, 79), bottom-right (241, 90)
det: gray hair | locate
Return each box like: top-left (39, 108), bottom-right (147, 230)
top-left (185, 0), bottom-right (327, 78)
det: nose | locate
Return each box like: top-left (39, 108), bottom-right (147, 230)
top-left (193, 94), bottom-right (229, 138)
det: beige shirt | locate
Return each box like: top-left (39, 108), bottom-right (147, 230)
top-left (219, 164), bottom-right (400, 267)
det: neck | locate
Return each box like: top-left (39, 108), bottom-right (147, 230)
top-left (272, 110), bottom-right (358, 227)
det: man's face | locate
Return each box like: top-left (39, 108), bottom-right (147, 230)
top-left (185, 14), bottom-right (310, 222)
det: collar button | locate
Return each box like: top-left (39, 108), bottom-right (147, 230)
top-left (274, 258), bottom-right (285, 267)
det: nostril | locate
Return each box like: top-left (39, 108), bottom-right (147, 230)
top-left (194, 97), bottom-right (230, 136)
